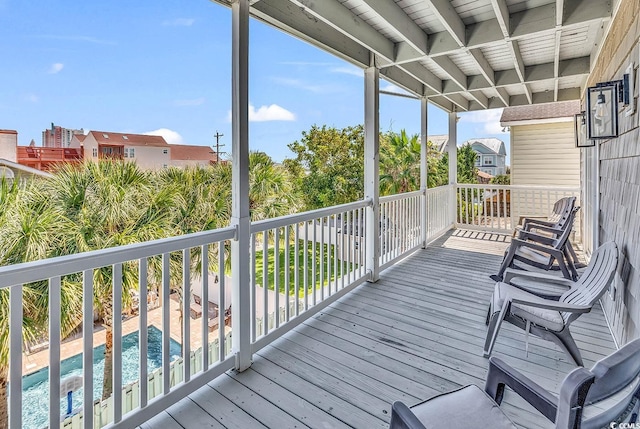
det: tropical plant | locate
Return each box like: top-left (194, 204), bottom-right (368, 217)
top-left (379, 130), bottom-right (421, 195)
top-left (490, 174), bottom-right (510, 185)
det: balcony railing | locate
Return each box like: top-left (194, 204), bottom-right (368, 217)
top-left (0, 184), bottom-right (583, 429)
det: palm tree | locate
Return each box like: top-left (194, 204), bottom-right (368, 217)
top-left (44, 161), bottom-right (175, 400)
top-left (248, 151), bottom-right (299, 221)
top-left (380, 130), bottom-right (421, 195)
top-left (0, 177), bottom-right (84, 427)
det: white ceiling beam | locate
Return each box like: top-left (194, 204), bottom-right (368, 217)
top-left (288, 0), bottom-right (395, 62)
top-left (564, 0), bottom-right (611, 26)
top-left (495, 87), bottom-right (510, 107)
top-left (428, 96), bottom-right (455, 112)
top-left (507, 40), bottom-right (532, 104)
top-left (424, 0), bottom-right (466, 46)
top-left (490, 0), bottom-right (510, 37)
top-left (469, 48), bottom-right (495, 85)
top-left (469, 90), bottom-right (489, 109)
top-left (379, 66), bottom-right (433, 96)
top-left (432, 57), bottom-right (467, 90)
top-left (556, 0), bottom-right (564, 26)
top-left (362, 0), bottom-right (428, 55)
top-left (396, 62), bottom-right (442, 93)
top-left (443, 93), bottom-right (470, 111)
top-left (252, 0), bottom-right (371, 67)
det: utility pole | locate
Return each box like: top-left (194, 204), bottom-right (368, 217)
top-left (213, 131), bottom-right (225, 163)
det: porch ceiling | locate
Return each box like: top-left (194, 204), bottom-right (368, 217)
top-left (212, 0), bottom-right (612, 112)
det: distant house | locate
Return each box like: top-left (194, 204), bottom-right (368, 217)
top-left (75, 131), bottom-right (219, 170)
top-left (465, 138), bottom-right (507, 176)
top-left (500, 100), bottom-right (580, 187)
top-left (428, 134), bottom-right (449, 153)
top-left (170, 144), bottom-right (220, 167)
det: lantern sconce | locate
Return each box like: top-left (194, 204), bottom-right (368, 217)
top-left (586, 74), bottom-right (630, 139)
top-left (574, 111), bottom-right (594, 147)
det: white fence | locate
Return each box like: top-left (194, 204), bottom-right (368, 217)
top-left (455, 184), bottom-right (581, 235)
top-left (379, 190), bottom-right (423, 268)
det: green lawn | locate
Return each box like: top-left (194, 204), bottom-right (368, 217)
top-left (254, 240), bottom-right (357, 296)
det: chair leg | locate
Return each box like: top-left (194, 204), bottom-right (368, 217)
top-left (553, 329), bottom-right (584, 366)
top-left (490, 245), bottom-right (517, 282)
top-left (484, 301), bottom-right (509, 357)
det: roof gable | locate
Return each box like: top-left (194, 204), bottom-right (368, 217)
top-left (88, 131), bottom-right (169, 147)
top-left (465, 138), bottom-right (506, 156)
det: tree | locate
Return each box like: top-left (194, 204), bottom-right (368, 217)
top-left (431, 143), bottom-right (479, 186)
top-left (379, 130), bottom-right (421, 195)
top-left (285, 125), bottom-right (364, 210)
top-left (43, 161), bottom-right (175, 400)
top-left (490, 174), bottom-right (510, 185)
top-left (249, 151), bottom-right (300, 221)
top-left (0, 177), bottom-right (84, 427)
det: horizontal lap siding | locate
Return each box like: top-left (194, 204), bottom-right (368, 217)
top-left (511, 122), bottom-right (580, 187)
top-left (588, 0), bottom-right (640, 345)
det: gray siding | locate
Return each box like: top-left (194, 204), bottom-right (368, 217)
top-left (588, 0), bottom-right (640, 345)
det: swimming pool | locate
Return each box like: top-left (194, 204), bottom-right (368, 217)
top-left (21, 326), bottom-right (181, 429)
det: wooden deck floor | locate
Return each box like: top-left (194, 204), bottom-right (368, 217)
top-left (141, 230), bottom-right (616, 429)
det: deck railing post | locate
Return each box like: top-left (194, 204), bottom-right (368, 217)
top-left (448, 112), bottom-right (458, 228)
top-left (420, 97), bottom-right (428, 248)
top-left (231, 0), bottom-right (252, 372)
top-left (364, 62), bottom-right (380, 282)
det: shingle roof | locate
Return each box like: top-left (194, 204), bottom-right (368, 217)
top-left (465, 138), bottom-right (506, 155)
top-left (170, 144), bottom-right (218, 162)
top-left (500, 100), bottom-right (580, 124)
top-left (88, 131), bottom-right (169, 147)
top-left (0, 129), bottom-right (18, 134)
top-left (428, 134), bottom-right (449, 152)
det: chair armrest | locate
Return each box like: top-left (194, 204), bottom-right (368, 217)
top-left (485, 357), bottom-right (558, 423)
top-left (510, 295), bottom-right (592, 313)
top-left (503, 269), bottom-right (574, 287)
top-left (511, 238), bottom-right (564, 261)
top-left (517, 231), bottom-right (556, 246)
top-left (389, 402), bottom-right (429, 429)
top-left (522, 217), bottom-right (554, 229)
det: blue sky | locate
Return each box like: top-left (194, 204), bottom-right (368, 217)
top-left (0, 0), bottom-right (509, 163)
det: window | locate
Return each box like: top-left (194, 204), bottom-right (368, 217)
top-left (163, 164), bottom-right (168, 169)
top-left (102, 134), bottom-right (109, 139)
top-left (475, 154), bottom-right (481, 165)
top-left (122, 135), bottom-right (128, 140)
top-left (124, 148), bottom-right (135, 158)
top-left (484, 157), bottom-right (493, 165)
top-left (162, 149), bottom-right (168, 155)
top-left (92, 148), bottom-right (98, 157)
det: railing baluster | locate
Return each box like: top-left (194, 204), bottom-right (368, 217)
top-left (182, 249), bottom-right (191, 383)
top-left (218, 242), bottom-right (225, 360)
top-left (320, 217), bottom-right (325, 303)
top-left (162, 253), bottom-right (170, 395)
top-left (327, 215), bottom-right (332, 296)
top-left (263, 232), bottom-right (268, 336)
top-left (346, 210), bottom-right (352, 284)
top-left (49, 276), bottom-right (61, 429)
top-left (9, 284), bottom-right (22, 429)
top-left (284, 225), bottom-right (290, 322)
top-left (333, 214), bottom-right (338, 295)
top-left (274, 228), bottom-right (280, 327)
top-left (294, 224), bottom-right (300, 316)
top-left (82, 269), bottom-right (94, 428)
top-left (251, 235), bottom-right (257, 340)
top-left (113, 263), bottom-right (123, 423)
top-left (201, 246), bottom-right (208, 368)
top-left (138, 260), bottom-right (148, 408)
top-left (303, 221), bottom-right (309, 311)
top-left (312, 220), bottom-right (316, 307)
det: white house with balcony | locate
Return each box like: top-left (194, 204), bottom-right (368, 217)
top-left (467, 138), bottom-right (507, 176)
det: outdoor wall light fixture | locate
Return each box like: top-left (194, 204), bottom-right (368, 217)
top-left (574, 111), bottom-right (594, 147)
top-left (586, 74), bottom-right (630, 139)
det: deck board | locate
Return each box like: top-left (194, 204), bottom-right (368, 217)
top-left (141, 230), bottom-right (616, 429)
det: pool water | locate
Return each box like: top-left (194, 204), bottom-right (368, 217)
top-left (22, 326), bottom-right (181, 429)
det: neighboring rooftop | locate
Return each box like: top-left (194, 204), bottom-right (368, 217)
top-left (87, 131), bottom-right (169, 147)
top-left (170, 144), bottom-right (219, 162)
top-left (428, 134), bottom-right (449, 153)
top-left (500, 100), bottom-right (581, 125)
top-left (0, 129), bottom-right (18, 134)
top-left (465, 138), bottom-right (506, 156)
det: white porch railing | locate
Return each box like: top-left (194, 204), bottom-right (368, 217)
top-left (2, 183), bottom-right (586, 429)
top-left (455, 184), bottom-right (581, 236)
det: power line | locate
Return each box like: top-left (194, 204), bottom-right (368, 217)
top-left (213, 131), bottom-right (225, 163)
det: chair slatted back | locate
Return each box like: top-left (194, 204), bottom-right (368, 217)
top-left (559, 242), bottom-right (618, 324)
top-left (582, 338), bottom-right (640, 428)
top-left (548, 197), bottom-right (576, 227)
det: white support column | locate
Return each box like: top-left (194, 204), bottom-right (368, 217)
top-left (231, 0), bottom-right (251, 372)
top-left (448, 111), bottom-right (458, 227)
top-left (420, 97), bottom-right (428, 248)
top-left (364, 65), bottom-right (380, 282)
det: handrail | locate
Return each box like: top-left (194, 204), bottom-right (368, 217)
top-left (250, 198), bottom-right (372, 233)
top-left (457, 183), bottom-right (580, 192)
top-left (380, 189), bottom-right (423, 203)
top-left (0, 226), bottom-right (237, 288)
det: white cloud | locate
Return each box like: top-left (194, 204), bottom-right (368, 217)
top-left (48, 63), bottom-right (64, 74)
top-left (35, 34), bottom-right (116, 45)
top-left (459, 108), bottom-right (506, 134)
top-left (173, 97), bottom-right (205, 106)
top-left (24, 94), bottom-right (39, 103)
top-left (226, 104), bottom-right (296, 122)
top-left (143, 128), bottom-right (185, 144)
top-left (330, 66), bottom-right (362, 78)
top-left (162, 18), bottom-right (195, 26)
